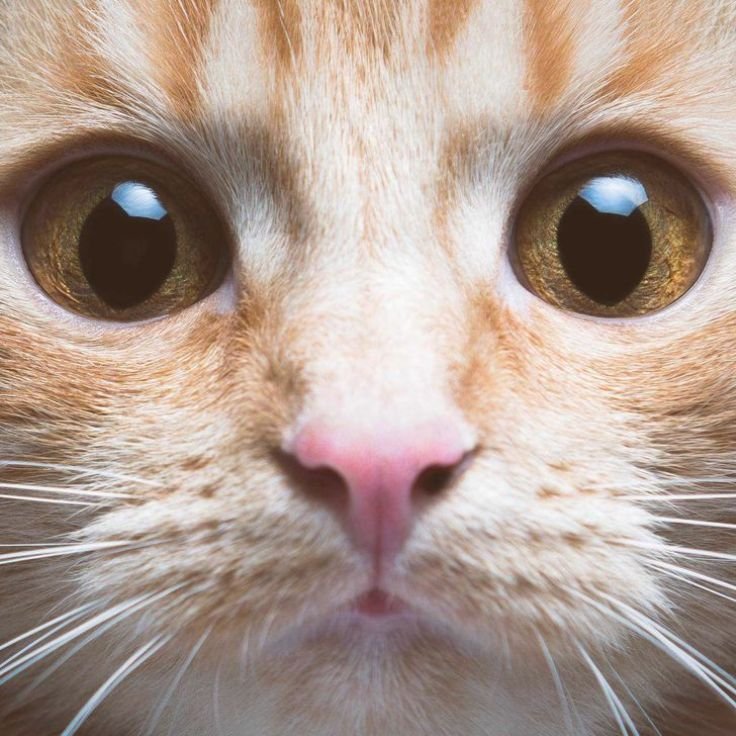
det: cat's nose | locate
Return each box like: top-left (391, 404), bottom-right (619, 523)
top-left (282, 419), bottom-right (474, 562)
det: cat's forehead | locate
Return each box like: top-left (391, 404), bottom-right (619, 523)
top-left (3, 1), bottom-right (735, 143)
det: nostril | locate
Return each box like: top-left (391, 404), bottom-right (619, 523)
top-left (281, 419), bottom-right (477, 556)
top-left (272, 449), bottom-right (348, 512)
top-left (414, 463), bottom-right (457, 497)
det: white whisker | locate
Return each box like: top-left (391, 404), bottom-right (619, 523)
top-left (620, 493), bottom-right (736, 502)
top-left (0, 482), bottom-right (136, 500)
top-left (0, 541), bottom-right (135, 567)
top-left (608, 596), bottom-right (736, 699)
top-left (653, 564), bottom-right (736, 606)
top-left (601, 651), bottom-right (664, 736)
top-left (0, 603), bottom-right (97, 655)
top-left (21, 592), bottom-right (176, 698)
top-left (646, 559), bottom-right (736, 595)
top-left (653, 518), bottom-right (736, 531)
top-left (0, 493), bottom-right (93, 507)
top-left (577, 642), bottom-right (638, 736)
top-left (142, 626), bottom-right (212, 736)
top-left (576, 591), bottom-right (736, 712)
top-left (0, 586), bottom-right (182, 685)
top-left (60, 634), bottom-right (171, 736)
top-left (536, 631), bottom-right (576, 735)
top-left (0, 460), bottom-right (161, 486)
top-left (213, 654), bottom-right (226, 736)
top-left (0, 544), bottom-right (92, 548)
top-left (615, 540), bottom-right (736, 563)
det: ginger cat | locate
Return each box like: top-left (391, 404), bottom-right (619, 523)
top-left (0, 1), bottom-right (735, 734)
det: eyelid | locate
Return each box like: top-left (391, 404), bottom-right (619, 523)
top-left (3, 136), bottom-right (200, 225)
top-left (527, 131), bottom-right (724, 216)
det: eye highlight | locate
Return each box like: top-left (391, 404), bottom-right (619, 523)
top-left (22, 157), bottom-right (230, 321)
top-left (513, 152), bottom-right (711, 317)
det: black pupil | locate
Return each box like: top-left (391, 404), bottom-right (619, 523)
top-left (79, 181), bottom-right (176, 309)
top-left (556, 175), bottom-right (652, 305)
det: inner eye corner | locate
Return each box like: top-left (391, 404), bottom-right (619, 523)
top-left (20, 155), bottom-right (232, 324)
top-left (511, 150), bottom-right (712, 320)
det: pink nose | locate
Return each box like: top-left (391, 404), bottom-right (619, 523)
top-left (285, 419), bottom-right (473, 563)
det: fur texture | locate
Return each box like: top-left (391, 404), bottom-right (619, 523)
top-left (0, 1), bottom-right (735, 734)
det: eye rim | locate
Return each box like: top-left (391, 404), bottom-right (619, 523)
top-left (18, 152), bottom-right (235, 325)
top-left (510, 148), bottom-right (713, 320)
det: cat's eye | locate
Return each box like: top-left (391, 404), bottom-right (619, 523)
top-left (514, 152), bottom-right (711, 317)
top-left (21, 157), bottom-right (230, 321)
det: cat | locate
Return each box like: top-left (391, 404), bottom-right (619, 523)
top-left (0, 0), bottom-right (735, 734)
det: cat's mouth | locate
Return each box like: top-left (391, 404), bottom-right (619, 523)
top-left (350, 588), bottom-right (408, 618)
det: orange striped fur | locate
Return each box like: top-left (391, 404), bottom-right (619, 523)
top-left (0, 1), bottom-right (735, 735)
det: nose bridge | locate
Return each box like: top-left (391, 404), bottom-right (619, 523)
top-left (278, 268), bottom-right (478, 559)
top-left (288, 287), bottom-right (462, 436)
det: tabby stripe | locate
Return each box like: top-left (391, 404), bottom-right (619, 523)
top-left (254, 0), bottom-right (302, 69)
top-left (523, 0), bottom-right (576, 113)
top-left (600, 2), bottom-right (703, 100)
top-left (57, 1), bottom-right (127, 111)
top-left (128, 0), bottom-right (219, 120)
top-left (428, 0), bottom-right (477, 57)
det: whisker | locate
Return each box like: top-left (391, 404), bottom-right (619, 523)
top-left (535, 631), bottom-right (576, 735)
top-left (576, 591), bottom-right (736, 712)
top-left (0, 460), bottom-right (161, 486)
top-left (142, 626), bottom-right (212, 736)
top-left (0, 541), bottom-right (137, 567)
top-left (603, 652), bottom-right (664, 736)
top-left (213, 655), bottom-right (226, 736)
top-left (0, 544), bottom-right (97, 548)
top-left (646, 559), bottom-right (736, 597)
top-left (619, 494), bottom-right (736, 502)
top-left (60, 634), bottom-right (171, 736)
top-left (652, 564), bottom-right (736, 606)
top-left (0, 603), bottom-right (98, 655)
top-left (614, 540), bottom-right (736, 563)
top-left (0, 482), bottom-right (137, 500)
top-left (654, 478), bottom-right (736, 486)
top-left (0, 586), bottom-right (182, 685)
top-left (609, 596), bottom-right (736, 699)
top-left (577, 641), bottom-right (639, 735)
top-left (20, 591), bottom-right (180, 699)
top-left (0, 493), bottom-right (93, 507)
top-left (652, 518), bottom-right (736, 531)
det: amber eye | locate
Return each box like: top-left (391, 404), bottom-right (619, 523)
top-left (22, 157), bottom-right (230, 321)
top-left (514, 152), bottom-right (711, 317)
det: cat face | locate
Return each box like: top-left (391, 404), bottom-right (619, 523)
top-left (1, 1), bottom-right (735, 734)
